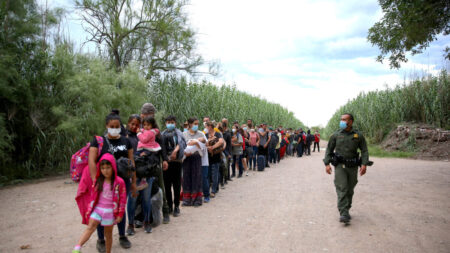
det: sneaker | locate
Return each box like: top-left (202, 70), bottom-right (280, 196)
top-left (221, 184), bottom-right (226, 189)
top-left (193, 202), bottom-right (202, 207)
top-left (134, 220), bottom-right (143, 228)
top-left (173, 206), bottom-right (180, 217)
top-left (96, 239), bottom-right (106, 253)
top-left (210, 192), bottom-right (216, 198)
top-left (144, 222), bottom-right (152, 233)
top-left (204, 197), bottom-right (210, 203)
top-left (246, 172), bottom-right (249, 176)
top-left (119, 236), bottom-right (131, 249)
top-left (126, 225), bottom-right (135, 236)
top-left (237, 174), bottom-right (242, 178)
top-left (163, 212), bottom-right (170, 224)
top-left (72, 250), bottom-right (81, 253)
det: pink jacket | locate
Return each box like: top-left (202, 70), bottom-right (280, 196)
top-left (137, 128), bottom-right (161, 150)
top-left (75, 153), bottom-right (127, 225)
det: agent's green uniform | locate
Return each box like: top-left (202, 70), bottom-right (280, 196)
top-left (323, 128), bottom-right (369, 217)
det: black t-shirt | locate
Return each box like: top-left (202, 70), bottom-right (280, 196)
top-left (127, 130), bottom-right (139, 152)
top-left (222, 130), bottom-right (232, 155)
top-left (208, 132), bottom-right (223, 164)
top-left (91, 136), bottom-right (132, 161)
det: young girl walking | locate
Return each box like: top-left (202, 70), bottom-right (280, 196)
top-left (73, 153), bottom-right (127, 253)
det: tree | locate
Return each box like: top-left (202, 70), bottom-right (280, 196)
top-left (76, 0), bottom-right (203, 77)
top-left (367, 0), bottom-right (450, 69)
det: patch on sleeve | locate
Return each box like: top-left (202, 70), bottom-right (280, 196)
top-left (353, 134), bottom-right (359, 138)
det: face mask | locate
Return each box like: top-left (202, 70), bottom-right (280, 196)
top-left (192, 125), bottom-right (198, 132)
top-left (339, 121), bottom-right (347, 129)
top-left (183, 128), bottom-right (188, 132)
top-left (259, 128), bottom-right (264, 133)
top-left (232, 129), bottom-right (236, 133)
top-left (204, 128), bottom-right (209, 134)
top-left (108, 128), bottom-right (121, 137)
top-left (166, 123), bottom-right (175, 131)
top-left (250, 129), bottom-right (255, 132)
top-left (243, 127), bottom-right (247, 131)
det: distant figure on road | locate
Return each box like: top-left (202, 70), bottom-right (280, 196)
top-left (323, 113), bottom-right (369, 224)
top-left (313, 130), bottom-right (320, 152)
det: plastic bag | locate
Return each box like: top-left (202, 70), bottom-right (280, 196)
top-left (151, 188), bottom-right (163, 227)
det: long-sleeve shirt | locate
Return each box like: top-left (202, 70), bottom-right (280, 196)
top-left (323, 128), bottom-right (369, 166)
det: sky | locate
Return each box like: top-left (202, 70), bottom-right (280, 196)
top-left (45, 0), bottom-right (449, 127)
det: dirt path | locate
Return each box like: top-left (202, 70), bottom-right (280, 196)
top-left (1, 149), bottom-right (449, 253)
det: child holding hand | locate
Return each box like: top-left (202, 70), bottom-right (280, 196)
top-left (73, 153), bottom-right (127, 253)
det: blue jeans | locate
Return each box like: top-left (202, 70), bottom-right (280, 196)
top-left (269, 147), bottom-right (277, 163)
top-left (98, 177), bottom-right (130, 239)
top-left (202, 165), bottom-right (210, 198)
top-left (232, 154), bottom-right (244, 176)
top-left (209, 163), bottom-right (220, 194)
top-left (127, 177), bottom-right (155, 225)
top-left (248, 146), bottom-right (257, 168)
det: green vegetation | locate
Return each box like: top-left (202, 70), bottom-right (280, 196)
top-left (368, 145), bottom-right (415, 158)
top-left (0, 0), bottom-right (303, 184)
top-left (368, 0), bottom-right (450, 69)
top-left (148, 77), bottom-right (304, 129)
top-left (323, 71), bottom-right (450, 143)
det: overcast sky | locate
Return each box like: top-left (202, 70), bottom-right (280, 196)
top-left (47, 0), bottom-right (449, 127)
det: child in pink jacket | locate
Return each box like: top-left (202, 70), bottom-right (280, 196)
top-left (136, 116), bottom-right (161, 156)
top-left (73, 153), bottom-right (127, 253)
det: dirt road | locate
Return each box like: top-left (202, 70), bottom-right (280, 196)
top-left (1, 149), bottom-right (449, 253)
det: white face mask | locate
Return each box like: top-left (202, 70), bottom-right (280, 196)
top-left (108, 128), bottom-right (121, 137)
top-left (204, 128), bottom-right (209, 134)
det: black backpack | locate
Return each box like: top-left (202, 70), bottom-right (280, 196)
top-left (269, 132), bottom-right (279, 148)
top-left (134, 153), bottom-right (161, 179)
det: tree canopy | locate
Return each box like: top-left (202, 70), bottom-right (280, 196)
top-left (76, 0), bottom-right (203, 78)
top-left (368, 0), bottom-right (450, 69)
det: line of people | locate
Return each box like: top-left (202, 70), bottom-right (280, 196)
top-left (72, 102), bottom-right (320, 253)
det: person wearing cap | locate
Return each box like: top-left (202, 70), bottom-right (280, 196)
top-left (139, 103), bottom-right (171, 224)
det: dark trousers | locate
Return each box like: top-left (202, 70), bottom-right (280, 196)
top-left (313, 142), bottom-right (320, 152)
top-left (297, 143), bottom-right (303, 157)
top-left (268, 147), bottom-right (276, 163)
top-left (232, 154), bottom-right (244, 176)
top-left (163, 161), bottom-right (182, 209)
top-left (276, 148), bottom-right (280, 162)
top-left (98, 177), bottom-right (130, 239)
top-left (305, 143), bottom-right (311, 155)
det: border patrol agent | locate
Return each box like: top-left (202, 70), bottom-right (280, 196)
top-left (324, 113), bottom-right (369, 224)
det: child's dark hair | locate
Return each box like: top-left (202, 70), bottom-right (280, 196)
top-left (165, 115), bottom-right (177, 122)
top-left (128, 114), bottom-right (141, 123)
top-left (105, 114), bottom-right (121, 125)
top-left (187, 117), bottom-right (198, 124)
top-left (111, 109), bottom-right (120, 115)
top-left (143, 116), bottom-right (158, 129)
top-left (95, 159), bottom-right (115, 192)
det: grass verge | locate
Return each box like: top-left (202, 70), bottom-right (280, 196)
top-left (368, 145), bottom-right (415, 158)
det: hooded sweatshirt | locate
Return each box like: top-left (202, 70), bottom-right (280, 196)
top-left (75, 153), bottom-right (127, 225)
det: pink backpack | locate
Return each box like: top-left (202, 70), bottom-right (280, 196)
top-left (70, 136), bottom-right (104, 182)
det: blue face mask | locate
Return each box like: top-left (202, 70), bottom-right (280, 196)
top-left (183, 128), bottom-right (188, 132)
top-left (166, 123), bottom-right (175, 131)
top-left (192, 125), bottom-right (198, 132)
top-left (339, 121), bottom-right (347, 129)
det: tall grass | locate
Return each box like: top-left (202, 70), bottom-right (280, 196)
top-left (323, 70), bottom-right (449, 142)
top-left (148, 76), bottom-right (305, 129)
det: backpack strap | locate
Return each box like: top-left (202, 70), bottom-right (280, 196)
top-left (95, 136), bottom-right (104, 158)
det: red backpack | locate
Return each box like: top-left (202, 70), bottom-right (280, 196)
top-left (70, 136), bottom-right (104, 182)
